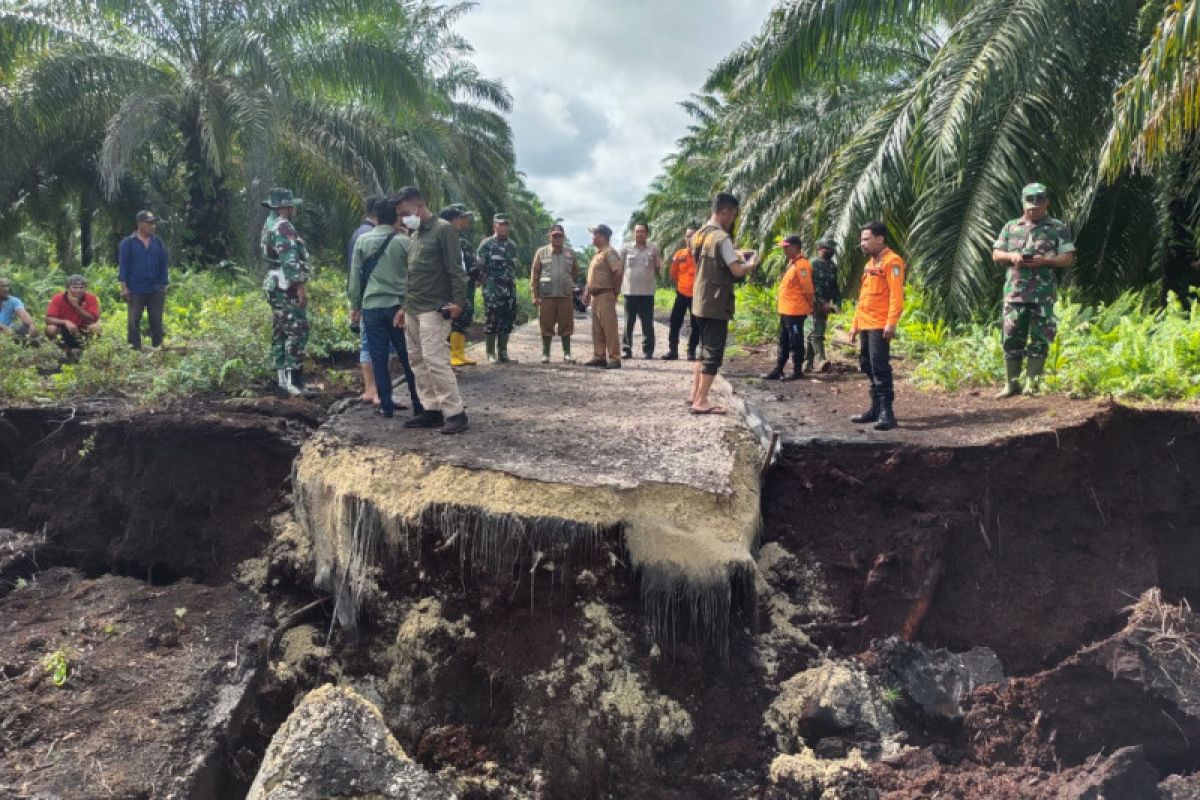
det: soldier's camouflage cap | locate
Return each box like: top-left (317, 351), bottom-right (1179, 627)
top-left (439, 204), bottom-right (473, 222)
top-left (261, 188), bottom-right (302, 209)
top-left (1022, 182), bottom-right (1049, 209)
top-left (450, 203), bottom-right (474, 216)
top-left (493, 213), bottom-right (511, 224)
top-left (817, 237), bottom-right (837, 250)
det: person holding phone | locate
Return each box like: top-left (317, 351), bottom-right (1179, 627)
top-left (991, 182), bottom-right (1076, 398)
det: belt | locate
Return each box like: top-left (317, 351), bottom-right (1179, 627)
top-left (590, 288), bottom-right (614, 295)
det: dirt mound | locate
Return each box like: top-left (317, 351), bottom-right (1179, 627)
top-left (962, 589), bottom-right (1200, 774)
top-left (0, 407), bottom-right (304, 583)
top-left (0, 567), bottom-right (270, 799)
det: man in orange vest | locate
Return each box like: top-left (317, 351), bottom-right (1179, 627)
top-left (848, 221), bottom-right (905, 431)
top-left (662, 226), bottom-right (701, 361)
top-left (763, 234), bottom-right (814, 381)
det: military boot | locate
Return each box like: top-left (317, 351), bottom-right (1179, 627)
top-left (485, 334), bottom-right (497, 364)
top-left (1025, 355), bottom-right (1046, 396)
top-left (291, 368), bottom-right (317, 397)
top-left (851, 389), bottom-right (881, 424)
top-left (276, 369), bottom-right (302, 398)
top-left (815, 340), bottom-right (831, 373)
top-left (995, 357), bottom-right (1023, 399)
top-left (498, 334), bottom-right (517, 363)
top-left (804, 342), bottom-right (816, 373)
top-left (874, 393), bottom-right (897, 431)
top-left (561, 337), bottom-right (575, 364)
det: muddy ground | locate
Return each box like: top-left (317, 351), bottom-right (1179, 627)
top-left (2, 330), bottom-right (1200, 798)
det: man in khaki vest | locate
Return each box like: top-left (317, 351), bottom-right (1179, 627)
top-left (689, 193), bottom-right (758, 414)
top-left (584, 224), bottom-right (624, 369)
top-left (531, 223), bottom-right (580, 363)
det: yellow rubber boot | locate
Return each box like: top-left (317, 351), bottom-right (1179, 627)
top-left (450, 331), bottom-right (476, 367)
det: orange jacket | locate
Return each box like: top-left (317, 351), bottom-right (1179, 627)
top-left (778, 256), bottom-right (815, 316)
top-left (853, 248), bottom-right (906, 330)
top-left (669, 247), bottom-right (696, 298)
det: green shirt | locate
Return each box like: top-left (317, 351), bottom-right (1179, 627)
top-left (993, 216), bottom-right (1075, 304)
top-left (348, 225), bottom-right (409, 310)
top-left (405, 216), bottom-right (469, 314)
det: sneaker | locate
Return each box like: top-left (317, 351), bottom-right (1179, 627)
top-left (605, 360), bottom-right (622, 369)
top-left (584, 358), bottom-right (607, 367)
top-left (761, 369), bottom-right (784, 381)
top-left (404, 410), bottom-right (445, 429)
top-left (377, 407), bottom-right (394, 419)
top-left (622, 347), bottom-right (632, 359)
top-left (563, 355), bottom-right (576, 364)
top-left (439, 412), bottom-right (469, 435)
top-left (541, 355), bottom-right (550, 364)
top-left (660, 352), bottom-right (679, 361)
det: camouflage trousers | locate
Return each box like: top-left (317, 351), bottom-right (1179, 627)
top-left (483, 275), bottom-right (517, 336)
top-left (267, 288), bottom-right (310, 370)
top-left (1002, 302), bottom-right (1056, 359)
top-left (452, 278), bottom-right (476, 335)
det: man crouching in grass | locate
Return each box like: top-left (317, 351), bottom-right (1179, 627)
top-left (45, 274), bottom-right (102, 351)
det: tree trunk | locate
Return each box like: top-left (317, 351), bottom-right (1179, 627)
top-left (79, 188), bottom-right (95, 268)
top-left (180, 108), bottom-right (234, 266)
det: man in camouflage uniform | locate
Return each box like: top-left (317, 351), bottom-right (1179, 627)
top-left (440, 204), bottom-right (479, 367)
top-left (806, 237), bottom-right (841, 372)
top-left (261, 188), bottom-right (313, 397)
top-left (991, 182), bottom-right (1076, 397)
top-left (477, 213), bottom-right (519, 363)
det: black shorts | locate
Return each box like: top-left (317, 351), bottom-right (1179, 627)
top-left (695, 316), bottom-right (728, 376)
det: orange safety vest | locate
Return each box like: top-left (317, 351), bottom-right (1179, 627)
top-left (670, 247), bottom-right (697, 298)
top-left (778, 256), bottom-right (815, 316)
top-left (853, 247), bottom-right (906, 330)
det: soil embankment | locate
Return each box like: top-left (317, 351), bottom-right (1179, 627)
top-left (2, 332), bottom-right (1200, 798)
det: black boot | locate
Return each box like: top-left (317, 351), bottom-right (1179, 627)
top-left (291, 368), bottom-right (317, 397)
top-left (851, 389), bottom-right (881, 423)
top-left (874, 394), bottom-right (897, 431)
top-left (780, 354), bottom-right (804, 382)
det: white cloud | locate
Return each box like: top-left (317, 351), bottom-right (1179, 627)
top-left (458, 0), bottom-right (774, 246)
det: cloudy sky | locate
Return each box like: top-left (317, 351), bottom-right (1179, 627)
top-left (458, 0), bottom-right (775, 245)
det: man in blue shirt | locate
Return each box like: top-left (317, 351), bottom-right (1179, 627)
top-left (118, 210), bottom-right (169, 349)
top-left (0, 277), bottom-right (37, 338)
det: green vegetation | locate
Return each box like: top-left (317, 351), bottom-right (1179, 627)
top-left (42, 649), bottom-right (70, 688)
top-left (636, 1), bottom-right (1200, 321)
top-left (727, 279), bottom-right (1200, 401)
top-left (0, 262), bottom-right (356, 403)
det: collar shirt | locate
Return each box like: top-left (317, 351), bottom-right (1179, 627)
top-left (619, 242), bottom-right (662, 296)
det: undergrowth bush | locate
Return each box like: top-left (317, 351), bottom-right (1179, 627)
top-left (0, 261), bottom-right (357, 403)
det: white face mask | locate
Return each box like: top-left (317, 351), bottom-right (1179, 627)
top-left (402, 215), bottom-right (421, 231)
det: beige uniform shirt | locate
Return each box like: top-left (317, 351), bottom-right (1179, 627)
top-left (618, 242), bottom-right (663, 296)
top-left (587, 246), bottom-right (622, 292)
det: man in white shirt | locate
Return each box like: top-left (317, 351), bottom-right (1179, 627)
top-left (619, 222), bottom-right (663, 360)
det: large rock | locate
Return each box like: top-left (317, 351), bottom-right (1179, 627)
top-left (870, 636), bottom-right (1004, 721)
top-left (765, 661), bottom-right (897, 752)
top-left (247, 684), bottom-right (455, 800)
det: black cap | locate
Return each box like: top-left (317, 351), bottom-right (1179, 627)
top-left (589, 224), bottom-right (613, 238)
top-left (439, 206), bottom-right (464, 222)
top-left (388, 186), bottom-right (422, 204)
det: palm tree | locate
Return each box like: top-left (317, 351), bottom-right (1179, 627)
top-left (641, 0), bottom-right (1200, 319)
top-left (0, 0), bottom-right (520, 265)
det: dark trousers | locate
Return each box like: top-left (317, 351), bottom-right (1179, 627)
top-left (667, 292), bottom-right (700, 356)
top-left (622, 295), bottom-right (656, 356)
top-left (364, 306), bottom-right (423, 415)
top-left (127, 290), bottom-right (166, 349)
top-left (858, 330), bottom-right (893, 400)
top-left (774, 315), bottom-right (807, 372)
